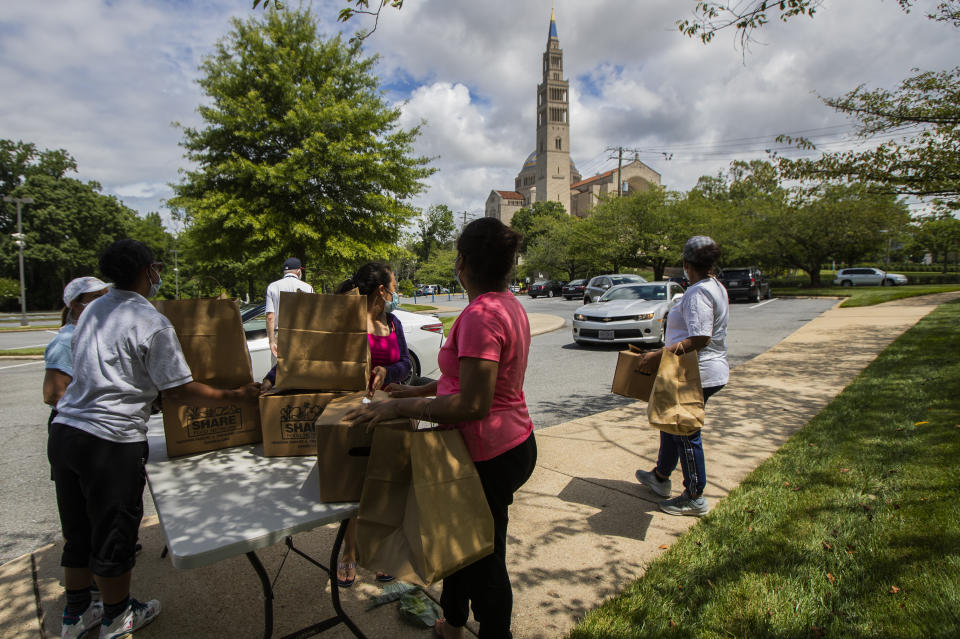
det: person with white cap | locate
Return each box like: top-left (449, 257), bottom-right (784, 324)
top-left (42, 277), bottom-right (113, 411)
top-left (265, 257), bottom-right (314, 358)
top-left (634, 235), bottom-right (729, 517)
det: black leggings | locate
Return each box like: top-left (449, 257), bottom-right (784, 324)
top-left (48, 422), bottom-right (148, 577)
top-left (440, 433), bottom-right (537, 639)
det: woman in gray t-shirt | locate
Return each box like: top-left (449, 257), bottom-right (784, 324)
top-left (633, 236), bottom-right (729, 518)
top-left (48, 239), bottom-right (261, 639)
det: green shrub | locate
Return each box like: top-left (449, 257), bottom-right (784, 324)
top-left (0, 278), bottom-right (19, 303)
top-left (398, 278), bottom-right (415, 297)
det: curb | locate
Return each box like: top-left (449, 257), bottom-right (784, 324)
top-left (528, 313), bottom-right (566, 337)
top-left (0, 355), bottom-right (44, 360)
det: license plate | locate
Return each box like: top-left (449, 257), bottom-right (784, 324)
top-left (599, 330), bottom-right (615, 340)
top-left (727, 280), bottom-right (738, 286)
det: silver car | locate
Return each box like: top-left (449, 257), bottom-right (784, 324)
top-left (572, 282), bottom-right (685, 346)
top-left (832, 267), bottom-right (908, 286)
top-left (582, 273), bottom-right (647, 303)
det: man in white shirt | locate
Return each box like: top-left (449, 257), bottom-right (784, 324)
top-left (265, 257), bottom-right (314, 357)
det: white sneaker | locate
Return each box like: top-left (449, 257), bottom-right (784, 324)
top-left (61, 600), bottom-right (103, 639)
top-left (98, 599), bottom-right (160, 639)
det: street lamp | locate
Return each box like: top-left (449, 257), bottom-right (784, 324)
top-left (3, 196), bottom-right (34, 326)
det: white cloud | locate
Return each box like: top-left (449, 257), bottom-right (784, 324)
top-left (1, 0), bottom-right (957, 226)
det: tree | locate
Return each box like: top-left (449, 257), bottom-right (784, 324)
top-left (0, 174), bottom-right (141, 309)
top-left (777, 67), bottom-right (960, 207)
top-left (170, 7), bottom-right (433, 301)
top-left (912, 212), bottom-right (960, 271)
top-left (414, 204), bottom-right (456, 263)
top-left (414, 247), bottom-right (458, 289)
top-left (677, 1), bottom-right (957, 47)
top-left (761, 184), bottom-right (909, 285)
top-left (0, 139), bottom-right (77, 199)
top-left (523, 215), bottom-right (595, 281)
top-left (510, 201), bottom-right (567, 254)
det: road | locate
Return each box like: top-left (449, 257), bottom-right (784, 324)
top-left (0, 295), bottom-right (836, 564)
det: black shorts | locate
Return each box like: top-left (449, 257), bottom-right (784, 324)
top-left (47, 422), bottom-right (148, 577)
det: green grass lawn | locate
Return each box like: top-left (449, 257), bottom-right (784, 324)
top-left (441, 315), bottom-right (457, 336)
top-left (773, 284), bottom-right (960, 307)
top-left (399, 303), bottom-right (437, 312)
top-left (0, 347), bottom-right (46, 356)
top-left (568, 299), bottom-right (960, 639)
top-left (0, 324), bottom-right (59, 332)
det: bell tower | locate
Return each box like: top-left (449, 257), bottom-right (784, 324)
top-left (534, 9), bottom-right (571, 214)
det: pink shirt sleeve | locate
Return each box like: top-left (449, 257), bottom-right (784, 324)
top-left (453, 305), bottom-right (505, 363)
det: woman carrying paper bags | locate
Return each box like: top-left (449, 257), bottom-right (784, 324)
top-left (633, 236), bottom-right (729, 517)
top-left (331, 262), bottom-right (412, 587)
top-left (347, 218), bottom-right (537, 639)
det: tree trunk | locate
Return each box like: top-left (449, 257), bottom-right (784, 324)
top-left (805, 264), bottom-right (822, 287)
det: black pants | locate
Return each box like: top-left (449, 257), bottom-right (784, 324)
top-left (440, 433), bottom-right (537, 639)
top-left (47, 422), bottom-right (148, 577)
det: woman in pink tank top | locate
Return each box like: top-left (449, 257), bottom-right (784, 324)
top-left (347, 219), bottom-right (537, 639)
top-left (334, 262), bottom-right (411, 587)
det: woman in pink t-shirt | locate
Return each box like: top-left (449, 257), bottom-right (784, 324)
top-left (348, 218), bottom-right (537, 639)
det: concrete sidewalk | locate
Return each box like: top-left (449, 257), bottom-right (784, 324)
top-left (2, 293), bottom-right (955, 639)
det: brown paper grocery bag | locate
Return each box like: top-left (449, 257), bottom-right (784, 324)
top-left (647, 348), bottom-right (705, 436)
top-left (154, 298), bottom-right (253, 387)
top-left (315, 390), bottom-right (416, 502)
top-left (274, 291), bottom-right (369, 391)
top-left (611, 344), bottom-right (656, 401)
top-left (356, 428), bottom-right (495, 586)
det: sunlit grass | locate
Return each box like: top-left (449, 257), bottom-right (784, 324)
top-left (772, 284), bottom-right (960, 307)
top-left (568, 300), bottom-right (960, 639)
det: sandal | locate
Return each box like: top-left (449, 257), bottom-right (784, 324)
top-left (375, 572), bottom-right (395, 582)
top-left (336, 561), bottom-right (357, 588)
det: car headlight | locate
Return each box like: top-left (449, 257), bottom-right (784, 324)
top-left (635, 313), bottom-right (655, 320)
top-left (574, 313), bottom-right (586, 321)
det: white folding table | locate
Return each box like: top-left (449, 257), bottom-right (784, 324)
top-left (144, 423), bottom-right (367, 639)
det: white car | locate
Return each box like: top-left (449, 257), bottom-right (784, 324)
top-left (572, 282), bottom-right (684, 346)
top-left (242, 303), bottom-right (443, 383)
top-left (832, 267), bottom-right (908, 287)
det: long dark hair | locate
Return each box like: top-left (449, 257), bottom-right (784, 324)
top-left (335, 262), bottom-right (393, 298)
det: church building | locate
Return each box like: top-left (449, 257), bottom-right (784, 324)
top-left (485, 11), bottom-right (661, 227)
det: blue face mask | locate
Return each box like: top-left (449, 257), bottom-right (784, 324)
top-left (383, 291), bottom-right (399, 314)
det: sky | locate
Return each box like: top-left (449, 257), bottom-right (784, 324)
top-left (1, 0), bottom-right (957, 228)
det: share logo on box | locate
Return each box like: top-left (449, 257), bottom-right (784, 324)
top-left (260, 391), bottom-right (344, 457)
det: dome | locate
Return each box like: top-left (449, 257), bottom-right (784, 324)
top-left (519, 151), bottom-right (579, 174)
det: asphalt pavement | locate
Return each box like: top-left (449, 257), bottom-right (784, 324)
top-left (0, 295), bottom-right (835, 565)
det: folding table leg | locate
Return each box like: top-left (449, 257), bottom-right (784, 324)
top-left (327, 519), bottom-right (367, 638)
top-left (283, 520), bottom-right (368, 638)
top-left (247, 551), bottom-right (275, 639)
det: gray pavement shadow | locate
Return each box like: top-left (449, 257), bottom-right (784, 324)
top-left (556, 477), bottom-right (655, 540)
top-left (531, 393), bottom-right (635, 426)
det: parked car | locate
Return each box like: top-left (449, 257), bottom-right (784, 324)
top-left (572, 282), bottom-right (685, 345)
top-left (561, 279), bottom-right (587, 300)
top-left (528, 279), bottom-right (563, 298)
top-left (667, 275), bottom-right (689, 289)
top-left (416, 284), bottom-right (441, 296)
top-left (718, 266), bottom-right (771, 302)
top-left (832, 267), bottom-right (908, 287)
top-left (582, 274), bottom-right (647, 304)
top-left (509, 284), bottom-right (521, 293)
top-left (241, 303), bottom-right (443, 383)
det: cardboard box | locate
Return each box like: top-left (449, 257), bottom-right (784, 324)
top-left (162, 397), bottom-right (262, 458)
top-left (315, 390), bottom-right (419, 502)
top-left (611, 346), bottom-right (656, 401)
top-left (259, 391), bottom-right (344, 457)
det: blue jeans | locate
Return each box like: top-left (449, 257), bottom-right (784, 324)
top-left (654, 385), bottom-right (724, 498)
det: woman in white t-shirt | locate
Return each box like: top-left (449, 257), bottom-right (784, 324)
top-left (634, 236), bottom-right (729, 517)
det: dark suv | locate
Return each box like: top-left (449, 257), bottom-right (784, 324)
top-left (561, 279), bottom-right (587, 300)
top-left (528, 280), bottom-right (563, 298)
top-left (719, 267), bottom-right (771, 302)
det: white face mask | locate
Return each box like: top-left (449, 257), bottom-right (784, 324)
top-left (147, 266), bottom-right (162, 298)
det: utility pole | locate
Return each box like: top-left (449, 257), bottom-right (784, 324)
top-left (605, 146), bottom-right (643, 197)
top-left (4, 196), bottom-right (34, 326)
top-left (171, 249), bottom-right (180, 299)
top-left (462, 210), bottom-right (468, 230)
